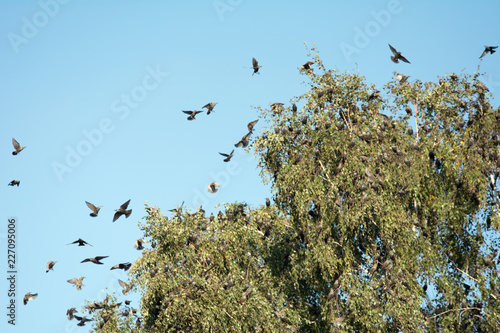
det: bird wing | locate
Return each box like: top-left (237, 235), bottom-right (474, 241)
top-left (120, 199), bottom-right (131, 210)
top-left (68, 278), bottom-right (78, 284)
top-left (85, 201), bottom-right (97, 212)
top-left (194, 110), bottom-right (203, 115)
top-left (182, 110), bottom-right (193, 115)
top-left (81, 258), bottom-right (90, 263)
top-left (388, 44), bottom-right (398, 55)
top-left (95, 256), bottom-right (108, 261)
top-left (252, 57), bottom-right (258, 67)
top-left (219, 152), bottom-right (229, 157)
top-left (399, 55), bottom-right (410, 64)
top-left (113, 211), bottom-right (121, 222)
top-left (118, 279), bottom-right (129, 288)
top-left (12, 138), bottom-right (20, 149)
top-left (202, 103), bottom-right (210, 109)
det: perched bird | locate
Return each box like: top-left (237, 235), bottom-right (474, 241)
top-left (74, 315), bottom-right (93, 327)
top-left (301, 61), bottom-right (315, 71)
top-left (118, 279), bottom-right (131, 295)
top-left (67, 277), bottom-right (85, 290)
top-left (81, 256), bottom-right (108, 265)
top-left (292, 103), bottom-right (298, 113)
top-left (113, 199), bottom-right (132, 222)
top-left (234, 132), bottom-right (252, 148)
top-left (368, 91), bottom-right (380, 101)
top-left (396, 74), bottom-right (410, 84)
top-left (251, 57), bottom-right (261, 75)
top-left (271, 103), bottom-right (284, 112)
top-left (7, 180), bottom-right (20, 187)
top-left (110, 262), bottom-right (132, 271)
top-left (67, 307), bottom-right (78, 320)
top-left (208, 181), bottom-right (220, 193)
top-left (134, 238), bottom-right (148, 250)
top-left (182, 110), bottom-right (203, 120)
top-left (12, 138), bottom-right (26, 155)
top-left (23, 292), bottom-right (38, 305)
top-left (46, 261), bottom-right (56, 273)
top-left (479, 45), bottom-right (498, 59)
top-left (389, 44), bottom-right (410, 64)
top-left (85, 201), bottom-right (102, 217)
top-left (247, 119), bottom-right (259, 133)
top-left (67, 238), bottom-right (92, 247)
top-left (266, 197), bottom-right (271, 207)
top-left (169, 201), bottom-right (184, 216)
top-left (219, 150), bottom-right (234, 162)
top-left (202, 102), bottom-right (217, 115)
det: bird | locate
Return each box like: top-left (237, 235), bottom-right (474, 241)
top-left (46, 261), bottom-right (56, 273)
top-left (67, 238), bottom-right (92, 246)
top-left (67, 307), bottom-right (77, 320)
top-left (182, 110), bottom-right (203, 120)
top-left (251, 57), bottom-right (261, 75)
top-left (81, 256), bottom-right (108, 265)
top-left (202, 102), bottom-right (217, 115)
top-left (134, 238), bottom-right (148, 250)
top-left (113, 199), bottom-right (132, 222)
top-left (389, 44), bottom-right (410, 64)
top-left (85, 201), bottom-right (102, 217)
top-left (247, 119), bottom-right (259, 133)
top-left (396, 74), bottom-right (410, 84)
top-left (368, 91), bottom-right (380, 101)
top-left (74, 315), bottom-right (93, 326)
top-left (67, 277), bottom-right (85, 290)
top-left (234, 132), bottom-right (252, 148)
top-left (110, 262), bottom-right (132, 271)
top-left (266, 198), bottom-right (271, 207)
top-left (169, 201), bottom-right (184, 216)
top-left (23, 292), bottom-right (38, 305)
top-left (118, 279), bottom-right (131, 295)
top-left (208, 181), bottom-right (220, 193)
top-left (7, 180), bottom-right (20, 187)
top-left (479, 45), bottom-right (498, 59)
top-left (301, 61), bottom-right (315, 71)
top-left (219, 150), bottom-right (234, 162)
top-left (12, 138), bottom-right (26, 155)
top-left (271, 103), bottom-right (284, 112)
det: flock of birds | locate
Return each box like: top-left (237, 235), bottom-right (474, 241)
top-left (9, 42), bottom-right (498, 329)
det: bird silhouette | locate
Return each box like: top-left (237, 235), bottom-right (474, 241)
top-left (169, 201), bottom-right (184, 216)
top-left (74, 315), bottom-right (93, 326)
top-left (219, 150), bottom-right (234, 162)
top-left (119, 279), bottom-right (131, 295)
top-left (247, 119), bottom-right (259, 133)
top-left (389, 44), bottom-right (410, 64)
top-left (479, 45), bottom-right (498, 59)
top-left (67, 307), bottom-right (77, 320)
top-left (85, 201), bottom-right (102, 217)
top-left (7, 180), bottom-right (20, 187)
top-left (110, 262), bottom-right (132, 271)
top-left (113, 199), bottom-right (132, 222)
top-left (12, 138), bottom-right (26, 155)
top-left (235, 132), bottom-right (252, 148)
top-left (67, 277), bottom-right (85, 290)
top-left (182, 110), bottom-right (203, 120)
top-left (202, 102), bottom-right (217, 115)
top-left (67, 238), bottom-right (92, 246)
top-left (81, 256), bottom-right (108, 264)
top-left (46, 261), bottom-right (56, 273)
top-left (134, 238), bottom-right (148, 250)
top-left (396, 74), bottom-right (410, 84)
top-left (208, 181), bottom-right (220, 193)
top-left (23, 292), bottom-right (38, 305)
top-left (251, 57), bottom-right (261, 75)
top-left (368, 91), bottom-right (380, 101)
top-left (266, 198), bottom-right (271, 207)
top-left (301, 61), bottom-right (315, 71)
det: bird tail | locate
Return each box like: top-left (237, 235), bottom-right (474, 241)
top-left (125, 210), bottom-right (132, 218)
top-left (492, 49), bottom-right (497, 54)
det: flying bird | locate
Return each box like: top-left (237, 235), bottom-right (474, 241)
top-left (479, 45), bottom-right (498, 59)
top-left (12, 138), bottom-right (26, 155)
top-left (67, 307), bottom-right (77, 320)
top-left (396, 74), bottom-right (410, 84)
top-left (368, 91), bottom-right (380, 101)
top-left (169, 201), bottom-right (184, 216)
top-left (389, 44), bottom-right (410, 64)
top-left (85, 201), bottom-right (102, 217)
top-left (23, 292), bottom-right (38, 305)
top-left (46, 261), bottom-right (56, 273)
top-left (182, 110), bottom-right (203, 120)
top-left (67, 277), bottom-right (85, 290)
top-left (247, 119), bottom-right (259, 133)
top-left (134, 238), bottom-right (148, 250)
top-left (202, 102), bottom-right (217, 115)
top-left (118, 279), bottom-right (131, 295)
top-left (251, 57), bottom-right (261, 75)
top-left (8, 180), bottom-right (20, 187)
top-left (208, 181), bottom-right (220, 193)
top-left (74, 315), bottom-right (93, 327)
top-left (81, 256), bottom-right (108, 265)
top-left (301, 61), bottom-right (315, 71)
top-left (219, 150), bottom-right (234, 162)
top-left (110, 262), bottom-right (132, 271)
top-left (113, 199), bottom-right (132, 222)
top-left (67, 238), bottom-right (92, 247)
top-left (235, 132), bottom-right (252, 148)
top-left (271, 103), bottom-right (284, 112)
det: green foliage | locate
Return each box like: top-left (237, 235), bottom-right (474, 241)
top-left (84, 48), bottom-right (500, 332)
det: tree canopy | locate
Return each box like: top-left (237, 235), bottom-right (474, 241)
top-left (83, 48), bottom-right (500, 332)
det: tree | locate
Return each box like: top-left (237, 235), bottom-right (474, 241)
top-left (84, 48), bottom-right (500, 332)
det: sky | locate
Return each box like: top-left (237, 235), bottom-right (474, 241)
top-left (0, 1), bottom-right (499, 332)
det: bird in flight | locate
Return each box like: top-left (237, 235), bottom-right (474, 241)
top-left (134, 238), bottom-right (148, 250)
top-left (301, 61), bottom-right (315, 71)
top-left (113, 199), bottom-right (132, 222)
top-left (67, 308), bottom-right (78, 320)
top-left (396, 73), bottom-right (410, 84)
top-left (219, 150), bottom-right (234, 162)
top-left (8, 180), bottom-right (20, 187)
top-left (182, 110), bottom-right (203, 120)
top-left (252, 57), bottom-right (262, 75)
top-left (169, 201), bottom-right (184, 216)
top-left (46, 261), bottom-right (56, 273)
top-left (235, 132), bottom-right (252, 148)
top-left (67, 238), bottom-right (92, 246)
top-left (74, 315), bottom-right (93, 327)
top-left (208, 181), bottom-right (220, 193)
top-left (81, 256), bottom-right (108, 265)
top-left (247, 120), bottom-right (259, 133)
top-left (23, 292), bottom-right (38, 305)
top-left (12, 138), bottom-right (26, 155)
top-left (389, 44), bottom-right (410, 64)
top-left (368, 91), bottom-right (380, 101)
top-left (119, 279), bottom-right (131, 295)
top-left (110, 262), bottom-right (132, 271)
top-left (480, 45), bottom-right (498, 59)
top-left (202, 102), bottom-right (217, 115)
top-left (67, 277), bottom-right (85, 290)
top-left (85, 201), bottom-right (102, 217)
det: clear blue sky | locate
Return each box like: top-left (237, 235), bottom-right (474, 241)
top-left (1, 1), bottom-right (499, 332)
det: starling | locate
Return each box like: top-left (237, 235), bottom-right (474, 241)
top-left (67, 277), bottom-right (85, 290)
top-left (405, 105), bottom-right (412, 116)
top-left (389, 44), bottom-right (411, 64)
top-left (110, 262), bottom-right (132, 271)
top-left (450, 74), bottom-right (458, 81)
top-left (251, 57), bottom-right (261, 75)
top-left (74, 315), bottom-right (93, 326)
top-left (182, 110), bottom-right (203, 120)
top-left (301, 61), bottom-right (315, 71)
top-left (8, 180), bottom-right (20, 187)
top-left (67, 238), bottom-right (92, 246)
top-left (292, 103), bottom-right (298, 113)
top-left (219, 150), bottom-right (234, 162)
top-left (67, 307), bottom-right (77, 320)
top-left (235, 132), bottom-right (251, 148)
top-left (118, 279), bottom-right (131, 295)
top-left (134, 238), bottom-right (148, 250)
top-left (85, 201), bottom-right (102, 217)
top-left (23, 292), bottom-right (38, 305)
top-left (247, 119), bottom-right (259, 133)
top-left (266, 197), bottom-right (271, 207)
top-left (271, 103), bottom-right (284, 112)
top-left (46, 261), bottom-right (56, 273)
top-left (396, 74), bottom-right (410, 84)
top-left (202, 102), bottom-right (217, 115)
top-left (169, 201), bottom-right (184, 215)
top-left (12, 138), bottom-right (26, 155)
top-left (368, 90), bottom-right (380, 101)
top-left (208, 181), bottom-right (220, 193)
top-left (479, 46), bottom-right (498, 59)
top-left (81, 256), bottom-right (108, 265)
top-left (113, 199), bottom-right (132, 222)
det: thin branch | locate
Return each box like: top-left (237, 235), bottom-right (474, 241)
top-left (243, 226), bottom-right (264, 236)
top-left (428, 307), bottom-right (482, 320)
